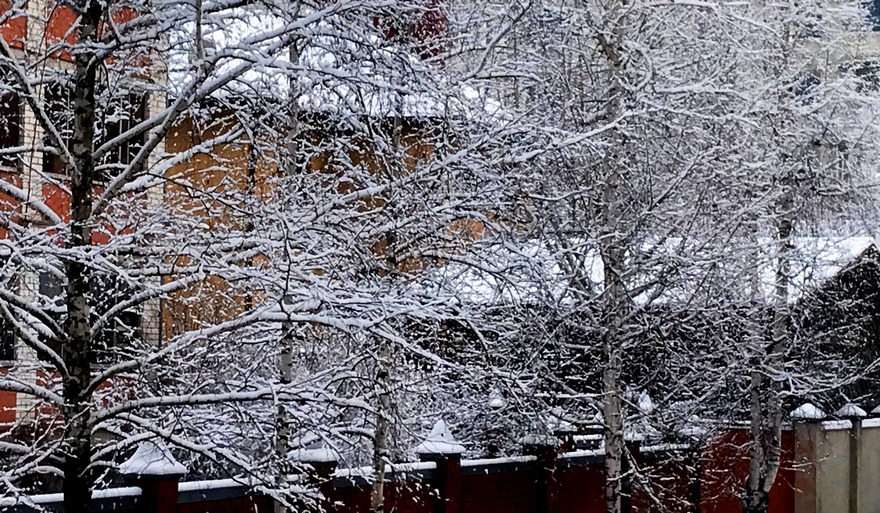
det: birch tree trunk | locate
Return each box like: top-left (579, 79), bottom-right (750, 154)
top-left (274, 328), bottom-right (294, 513)
top-left (274, 40), bottom-right (303, 513)
top-left (602, 247), bottom-right (627, 513)
top-left (369, 223), bottom-right (397, 513)
top-left (597, 8), bottom-right (628, 512)
top-left (370, 339), bottom-right (392, 513)
top-left (744, 193), bottom-right (794, 513)
top-left (62, 1), bottom-right (102, 511)
top-left (369, 93), bottom-right (405, 513)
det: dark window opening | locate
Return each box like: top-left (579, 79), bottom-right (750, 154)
top-left (42, 82), bottom-right (147, 180)
top-left (0, 295), bottom-right (15, 362)
top-left (793, 73), bottom-right (821, 104)
top-left (98, 92), bottom-right (146, 181)
top-left (38, 269), bottom-right (65, 361)
top-left (800, 10), bottom-right (823, 38)
top-left (866, 0), bottom-right (880, 31)
top-left (0, 256), bottom-right (17, 362)
top-left (0, 318), bottom-right (13, 362)
top-left (850, 61), bottom-right (880, 92)
top-left (90, 273), bottom-right (140, 363)
top-left (38, 271), bottom-right (141, 365)
top-left (0, 93), bottom-right (20, 170)
top-left (41, 82), bottom-right (74, 176)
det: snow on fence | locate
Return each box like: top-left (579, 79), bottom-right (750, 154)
top-left (14, 406), bottom-right (880, 513)
top-left (8, 419), bottom-right (860, 513)
top-left (0, 440), bottom-right (687, 513)
top-left (0, 487), bottom-right (142, 512)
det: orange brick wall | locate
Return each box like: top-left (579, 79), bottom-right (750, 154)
top-left (0, 0), bottom-right (25, 49)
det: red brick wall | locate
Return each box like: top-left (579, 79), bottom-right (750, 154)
top-left (327, 483), bottom-right (370, 513)
top-left (386, 481), bottom-right (434, 513)
top-left (44, 3), bottom-right (143, 62)
top-left (0, 0), bottom-right (25, 49)
top-left (316, 433), bottom-right (795, 513)
top-left (45, 3), bottom-right (78, 59)
top-left (634, 452), bottom-right (696, 513)
top-left (108, 428), bottom-right (799, 513)
top-left (327, 469), bottom-right (544, 513)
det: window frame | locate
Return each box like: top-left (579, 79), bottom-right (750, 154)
top-left (37, 270), bottom-right (143, 366)
top-left (41, 81), bottom-right (148, 181)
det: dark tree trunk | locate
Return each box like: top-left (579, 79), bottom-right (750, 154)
top-left (61, 1), bottom-right (102, 511)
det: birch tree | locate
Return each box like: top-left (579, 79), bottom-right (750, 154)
top-left (487, 2), bottom-right (754, 512)
top-left (718, 2), bottom-right (880, 510)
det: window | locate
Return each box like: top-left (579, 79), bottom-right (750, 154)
top-left (0, 291), bottom-right (15, 362)
top-left (800, 10), bottom-right (823, 38)
top-left (793, 73), bottom-right (821, 104)
top-left (0, 93), bottom-right (20, 170)
top-left (38, 269), bottom-right (65, 360)
top-left (41, 82), bottom-right (74, 176)
top-left (866, 0), bottom-right (880, 31)
top-left (42, 82), bottom-right (147, 180)
top-left (0, 256), bottom-right (17, 362)
top-left (38, 271), bottom-right (141, 364)
top-left (98, 92), bottom-right (146, 180)
top-left (850, 61), bottom-right (880, 92)
top-left (90, 273), bottom-right (140, 363)
top-left (0, 318), bottom-right (13, 362)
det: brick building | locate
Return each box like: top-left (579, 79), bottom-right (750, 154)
top-left (0, 0), bottom-right (458, 425)
top-left (0, 0), bottom-right (166, 424)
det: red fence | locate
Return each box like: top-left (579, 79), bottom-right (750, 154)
top-left (0, 428), bottom-right (796, 513)
top-left (298, 429), bottom-right (792, 513)
top-left (700, 430), bottom-right (794, 513)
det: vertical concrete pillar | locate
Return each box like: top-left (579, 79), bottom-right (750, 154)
top-left (791, 403), bottom-right (826, 513)
top-left (850, 418), bottom-right (861, 513)
top-left (837, 404), bottom-right (867, 513)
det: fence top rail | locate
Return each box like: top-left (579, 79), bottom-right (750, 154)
top-left (558, 449), bottom-right (601, 460)
top-left (178, 478), bottom-right (258, 492)
top-left (642, 443), bottom-right (692, 453)
top-left (0, 486), bottom-right (142, 508)
top-left (333, 460), bottom-right (437, 480)
top-left (822, 420), bottom-right (854, 431)
top-left (461, 455), bottom-right (537, 468)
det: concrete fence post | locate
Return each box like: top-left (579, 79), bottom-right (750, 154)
top-left (416, 420), bottom-right (465, 513)
top-left (523, 435), bottom-right (560, 513)
top-left (791, 403), bottom-right (826, 513)
top-left (837, 404), bottom-right (867, 513)
top-left (119, 441), bottom-right (186, 513)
